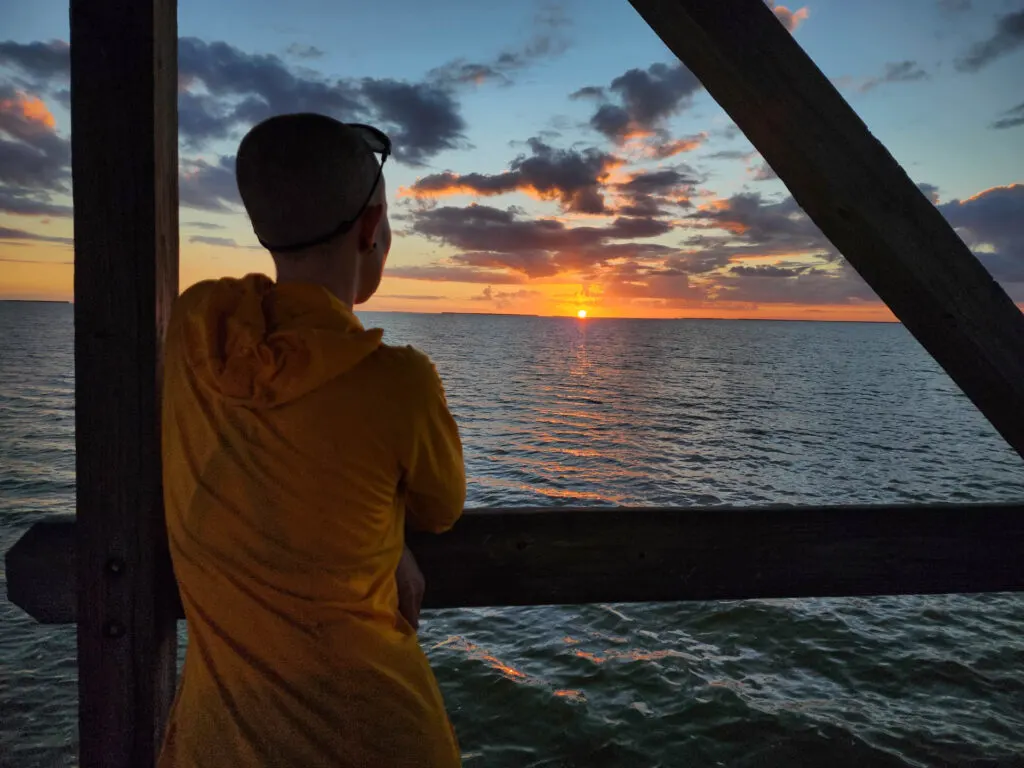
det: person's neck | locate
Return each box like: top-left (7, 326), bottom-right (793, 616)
top-left (273, 253), bottom-right (358, 308)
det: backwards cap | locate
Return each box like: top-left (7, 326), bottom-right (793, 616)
top-left (235, 113), bottom-right (380, 252)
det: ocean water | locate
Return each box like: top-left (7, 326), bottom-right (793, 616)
top-left (1, 300), bottom-right (1023, 767)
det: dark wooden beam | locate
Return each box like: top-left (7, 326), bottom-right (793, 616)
top-left (627, 0), bottom-right (1024, 460)
top-left (5, 516), bottom-right (75, 624)
top-left (8, 504), bottom-right (1024, 622)
top-left (71, 0), bottom-right (179, 762)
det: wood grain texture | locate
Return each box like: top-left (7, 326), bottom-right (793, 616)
top-left (70, 0), bottom-right (179, 762)
top-left (10, 504), bottom-right (1024, 623)
top-left (627, 0), bottom-right (1024, 460)
top-left (412, 504), bottom-right (1024, 607)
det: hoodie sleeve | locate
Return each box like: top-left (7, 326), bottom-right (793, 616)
top-left (401, 350), bottom-right (466, 533)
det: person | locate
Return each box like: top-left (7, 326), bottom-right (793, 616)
top-left (158, 113), bottom-right (466, 767)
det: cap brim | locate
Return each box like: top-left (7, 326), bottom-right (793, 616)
top-left (345, 123), bottom-right (390, 156)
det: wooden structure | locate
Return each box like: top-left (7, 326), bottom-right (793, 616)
top-left (68, 0), bottom-right (180, 762)
top-left (10, 503), bottom-right (1024, 621)
top-left (4, 0), bottom-right (1024, 765)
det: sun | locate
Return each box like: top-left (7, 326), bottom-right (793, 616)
top-left (577, 309), bottom-right (588, 319)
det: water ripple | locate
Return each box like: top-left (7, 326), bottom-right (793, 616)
top-left (2, 305), bottom-right (1024, 767)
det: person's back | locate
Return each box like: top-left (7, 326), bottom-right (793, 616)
top-left (159, 115), bottom-right (465, 767)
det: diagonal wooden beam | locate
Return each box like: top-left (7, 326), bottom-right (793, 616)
top-left (628, 0), bottom-right (1024, 460)
top-left (71, 0), bottom-right (179, 763)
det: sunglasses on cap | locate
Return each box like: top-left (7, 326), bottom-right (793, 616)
top-left (261, 123), bottom-right (392, 253)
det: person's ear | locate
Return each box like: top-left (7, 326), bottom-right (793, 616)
top-left (357, 204), bottom-right (385, 253)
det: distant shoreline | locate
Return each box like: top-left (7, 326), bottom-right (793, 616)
top-left (439, 311), bottom-right (541, 318)
top-left (0, 300), bottom-right (898, 323)
top-left (0, 299), bottom-right (72, 304)
top-left (366, 310), bottom-right (898, 324)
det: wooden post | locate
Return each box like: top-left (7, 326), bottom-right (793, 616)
top-left (628, 0), bottom-right (1024, 460)
top-left (71, 0), bottom-right (179, 762)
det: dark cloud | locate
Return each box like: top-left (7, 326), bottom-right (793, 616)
top-left (705, 148), bottom-right (755, 161)
top-left (617, 168), bottom-right (698, 195)
top-left (471, 285), bottom-right (543, 308)
top-left (177, 90), bottom-right (241, 148)
top-left (394, 181), bottom-right (1023, 309)
top-left (408, 203), bottom-right (674, 278)
top-left (0, 187), bottom-right (72, 217)
top-left (613, 167), bottom-right (700, 217)
top-left (859, 61), bottom-right (929, 92)
top-left (397, 189), bottom-right (895, 308)
top-left (687, 192), bottom-right (835, 255)
top-left (955, 9), bottom-right (1024, 72)
top-left (184, 221), bottom-right (226, 230)
top-left (730, 264), bottom-right (813, 277)
top-left (938, 183), bottom-right (1024, 284)
top-left (569, 85), bottom-right (604, 100)
top-left (428, 3), bottom-right (571, 89)
top-left (648, 133), bottom-right (708, 158)
top-left (188, 235), bottom-right (248, 247)
top-left (714, 260), bottom-right (875, 305)
top-left (178, 38), bottom-right (464, 163)
top-left (179, 156), bottom-right (241, 212)
top-left (359, 79), bottom-right (465, 165)
top-left (643, 193), bottom-right (878, 305)
top-left (990, 101), bottom-right (1024, 130)
top-left (615, 196), bottom-right (665, 218)
top-left (285, 43), bottom-right (324, 60)
top-left (181, 37), bottom-right (464, 165)
top-left (179, 38), bottom-right (363, 116)
top-left (176, 37), bottom-right (365, 149)
top-left (413, 204), bottom-right (668, 253)
top-left (750, 161), bottom-right (778, 181)
top-left (400, 191), bottom-right (852, 306)
top-left (0, 133), bottom-right (69, 190)
top-left (376, 293), bottom-right (448, 300)
top-left (386, 264), bottom-right (527, 284)
top-left (0, 37), bottom-right (467, 164)
top-left (0, 85), bottom-right (72, 217)
top-left (662, 249), bottom-right (734, 275)
top-left (406, 138), bottom-right (620, 214)
top-left (603, 271), bottom-right (700, 302)
top-left (579, 62), bottom-right (702, 143)
top-left (718, 124), bottom-right (743, 141)
top-left (0, 225), bottom-right (72, 245)
top-left (917, 182), bottom-right (941, 204)
top-left (428, 61), bottom-right (511, 88)
top-left (0, 40), bottom-right (70, 91)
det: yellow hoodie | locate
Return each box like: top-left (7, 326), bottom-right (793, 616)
top-left (158, 274), bottom-right (465, 767)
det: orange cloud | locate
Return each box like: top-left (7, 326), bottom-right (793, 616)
top-left (0, 91), bottom-right (57, 135)
top-left (619, 126), bottom-right (655, 141)
top-left (770, 3), bottom-right (809, 32)
top-left (400, 148), bottom-right (625, 215)
top-left (647, 132), bottom-right (708, 158)
top-left (959, 182), bottom-right (1020, 205)
top-left (697, 198), bottom-right (731, 212)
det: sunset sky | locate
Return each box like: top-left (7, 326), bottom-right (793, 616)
top-left (1, 0), bottom-right (1022, 319)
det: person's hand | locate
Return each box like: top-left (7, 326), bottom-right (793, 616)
top-left (396, 544), bottom-right (425, 631)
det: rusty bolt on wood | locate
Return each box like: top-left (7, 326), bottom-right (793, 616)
top-left (106, 557), bottom-right (125, 575)
top-left (103, 620), bottom-right (125, 638)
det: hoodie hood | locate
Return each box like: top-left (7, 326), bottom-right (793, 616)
top-left (178, 273), bottom-right (383, 408)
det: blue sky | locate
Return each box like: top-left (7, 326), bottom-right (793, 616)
top-left (1, 0), bottom-right (1022, 317)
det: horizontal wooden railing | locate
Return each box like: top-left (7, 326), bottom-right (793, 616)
top-left (6, 503), bottom-right (1024, 624)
